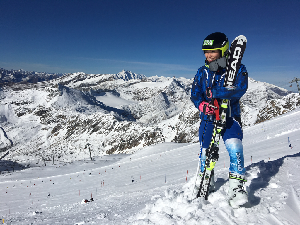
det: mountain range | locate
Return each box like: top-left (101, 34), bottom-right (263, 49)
top-left (0, 69), bottom-right (299, 162)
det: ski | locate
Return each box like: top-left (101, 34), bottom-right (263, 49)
top-left (224, 35), bottom-right (247, 87)
top-left (195, 35), bottom-right (247, 200)
top-left (196, 99), bottom-right (228, 199)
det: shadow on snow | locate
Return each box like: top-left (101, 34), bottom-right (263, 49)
top-left (244, 151), bottom-right (300, 207)
top-left (213, 151), bottom-right (300, 208)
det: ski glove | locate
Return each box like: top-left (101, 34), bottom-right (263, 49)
top-left (199, 101), bottom-right (216, 115)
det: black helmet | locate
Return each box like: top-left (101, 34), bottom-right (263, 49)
top-left (202, 32), bottom-right (229, 57)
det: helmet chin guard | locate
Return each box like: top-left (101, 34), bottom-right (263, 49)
top-left (208, 57), bottom-right (227, 72)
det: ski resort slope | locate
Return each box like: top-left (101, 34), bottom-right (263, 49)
top-left (1, 108), bottom-right (300, 224)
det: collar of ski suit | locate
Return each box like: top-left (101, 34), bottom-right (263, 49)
top-left (205, 61), bottom-right (209, 68)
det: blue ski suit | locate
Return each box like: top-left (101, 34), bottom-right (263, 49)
top-left (191, 63), bottom-right (248, 175)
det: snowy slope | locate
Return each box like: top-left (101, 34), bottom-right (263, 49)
top-left (1, 108), bottom-right (300, 224)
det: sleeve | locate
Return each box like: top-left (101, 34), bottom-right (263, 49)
top-left (190, 68), bottom-right (206, 109)
top-left (212, 64), bottom-right (248, 99)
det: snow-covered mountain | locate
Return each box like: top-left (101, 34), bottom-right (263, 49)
top-left (0, 69), bottom-right (299, 161)
top-left (0, 68), bottom-right (63, 84)
top-left (241, 78), bottom-right (299, 126)
top-left (114, 70), bottom-right (147, 81)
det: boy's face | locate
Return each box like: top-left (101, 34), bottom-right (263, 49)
top-left (204, 50), bottom-right (220, 63)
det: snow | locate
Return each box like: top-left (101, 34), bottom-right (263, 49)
top-left (0, 128), bottom-right (12, 149)
top-left (95, 92), bottom-right (137, 109)
top-left (0, 104), bottom-right (18, 124)
top-left (132, 79), bottom-right (173, 89)
top-left (1, 107), bottom-right (300, 224)
top-left (114, 70), bottom-right (146, 81)
top-left (0, 69), bottom-right (299, 223)
top-left (241, 77), bottom-right (293, 127)
top-left (1, 71), bottom-right (297, 164)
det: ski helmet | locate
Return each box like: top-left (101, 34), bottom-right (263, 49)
top-left (202, 32), bottom-right (229, 57)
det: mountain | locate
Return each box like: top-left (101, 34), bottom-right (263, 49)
top-left (241, 78), bottom-right (300, 126)
top-left (114, 70), bottom-right (147, 81)
top-left (0, 68), bottom-right (63, 84)
top-left (0, 69), bottom-right (299, 161)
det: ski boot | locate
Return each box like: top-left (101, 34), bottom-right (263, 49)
top-left (228, 172), bottom-right (248, 208)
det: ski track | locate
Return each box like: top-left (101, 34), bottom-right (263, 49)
top-left (1, 109), bottom-right (300, 224)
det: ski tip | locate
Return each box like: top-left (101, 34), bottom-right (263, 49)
top-left (235, 35), bottom-right (247, 42)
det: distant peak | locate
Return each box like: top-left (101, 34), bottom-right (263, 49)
top-left (114, 70), bottom-right (146, 81)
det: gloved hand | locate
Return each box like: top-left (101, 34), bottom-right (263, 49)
top-left (199, 101), bottom-right (217, 115)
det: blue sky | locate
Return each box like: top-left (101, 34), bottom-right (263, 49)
top-left (1, 0), bottom-right (299, 91)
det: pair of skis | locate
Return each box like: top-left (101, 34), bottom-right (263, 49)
top-left (194, 35), bottom-right (247, 200)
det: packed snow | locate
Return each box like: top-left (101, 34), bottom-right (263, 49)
top-left (1, 106), bottom-right (300, 224)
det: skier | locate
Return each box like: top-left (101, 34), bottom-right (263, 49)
top-left (191, 32), bottom-right (248, 206)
